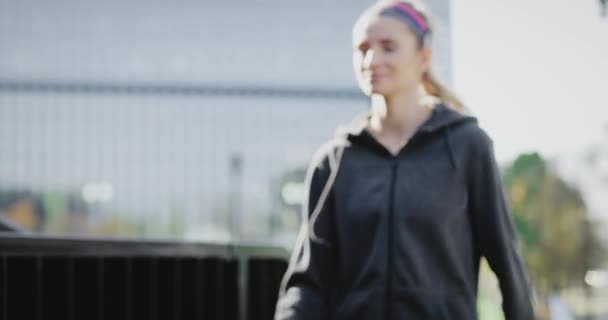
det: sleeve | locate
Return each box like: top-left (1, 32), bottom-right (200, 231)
top-left (468, 132), bottom-right (535, 320)
top-left (274, 154), bottom-right (337, 320)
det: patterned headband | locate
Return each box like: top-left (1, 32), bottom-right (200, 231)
top-left (379, 2), bottom-right (429, 40)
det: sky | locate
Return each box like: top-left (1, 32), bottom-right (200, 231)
top-left (451, 0), bottom-right (608, 163)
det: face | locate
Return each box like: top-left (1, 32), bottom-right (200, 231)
top-left (353, 14), bottom-right (430, 97)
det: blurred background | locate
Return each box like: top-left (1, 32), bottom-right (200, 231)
top-left (0, 0), bottom-right (607, 318)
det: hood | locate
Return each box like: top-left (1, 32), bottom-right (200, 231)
top-left (336, 102), bottom-right (478, 168)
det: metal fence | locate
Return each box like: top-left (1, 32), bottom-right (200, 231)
top-left (0, 233), bottom-right (289, 320)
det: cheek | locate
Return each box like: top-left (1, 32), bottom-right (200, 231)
top-left (394, 55), bottom-right (423, 79)
top-left (352, 54), bottom-right (364, 72)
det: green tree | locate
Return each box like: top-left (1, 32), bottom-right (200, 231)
top-left (502, 152), bottom-right (605, 299)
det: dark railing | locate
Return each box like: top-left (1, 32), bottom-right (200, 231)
top-left (0, 233), bottom-right (289, 320)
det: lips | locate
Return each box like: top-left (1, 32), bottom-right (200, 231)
top-left (370, 74), bottom-right (384, 83)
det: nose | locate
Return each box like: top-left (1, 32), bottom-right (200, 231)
top-left (362, 49), bottom-right (378, 70)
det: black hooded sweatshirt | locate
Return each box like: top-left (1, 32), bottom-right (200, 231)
top-left (275, 103), bottom-right (535, 320)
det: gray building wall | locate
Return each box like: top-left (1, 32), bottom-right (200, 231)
top-left (1, 0), bottom-right (452, 87)
top-left (0, 0), bottom-right (453, 243)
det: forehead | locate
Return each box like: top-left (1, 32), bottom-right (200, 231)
top-left (352, 15), bottom-right (414, 45)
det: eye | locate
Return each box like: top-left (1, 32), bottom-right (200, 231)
top-left (383, 43), bottom-right (396, 53)
top-left (357, 45), bottom-right (369, 54)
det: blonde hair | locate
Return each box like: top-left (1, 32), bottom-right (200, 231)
top-left (364, 0), bottom-right (466, 112)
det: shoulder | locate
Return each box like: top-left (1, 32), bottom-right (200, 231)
top-left (448, 117), bottom-right (494, 155)
top-left (309, 137), bottom-right (348, 174)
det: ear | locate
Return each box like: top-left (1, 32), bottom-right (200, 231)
top-left (419, 46), bottom-right (432, 72)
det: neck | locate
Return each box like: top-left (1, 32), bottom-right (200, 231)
top-left (369, 86), bottom-right (431, 134)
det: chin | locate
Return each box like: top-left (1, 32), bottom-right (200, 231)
top-left (357, 82), bottom-right (391, 97)
top-left (370, 85), bottom-right (392, 96)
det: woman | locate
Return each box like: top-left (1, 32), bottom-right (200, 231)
top-left (275, 1), bottom-right (535, 319)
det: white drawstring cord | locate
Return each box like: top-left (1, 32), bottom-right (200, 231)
top-left (307, 142), bottom-right (346, 247)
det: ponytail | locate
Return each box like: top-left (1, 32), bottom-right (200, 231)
top-left (422, 70), bottom-right (465, 112)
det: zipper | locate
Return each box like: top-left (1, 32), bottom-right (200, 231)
top-left (385, 161), bottom-right (398, 319)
